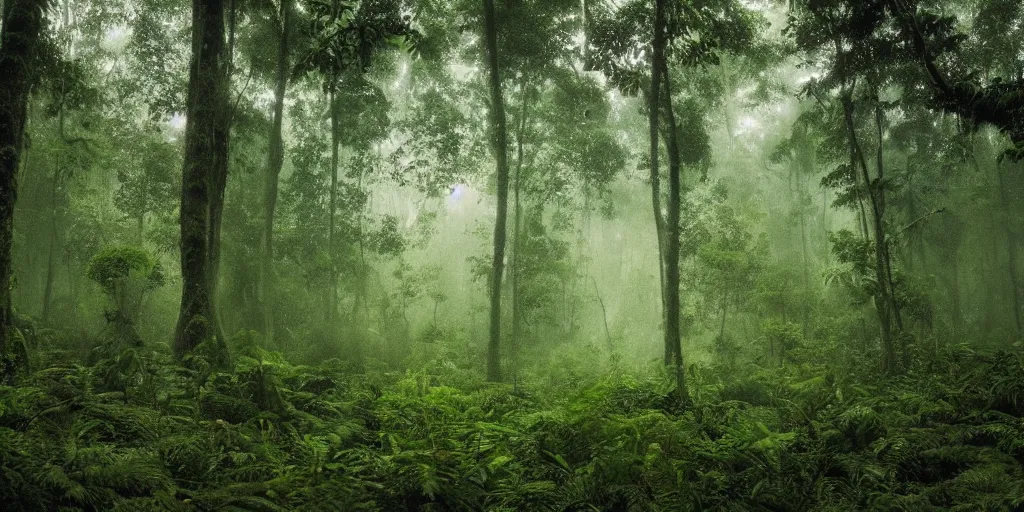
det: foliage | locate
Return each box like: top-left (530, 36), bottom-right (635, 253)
top-left (3, 338), bottom-right (1024, 511)
top-left (86, 246), bottom-right (164, 298)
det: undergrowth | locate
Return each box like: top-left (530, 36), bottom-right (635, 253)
top-left (2, 338), bottom-right (1024, 511)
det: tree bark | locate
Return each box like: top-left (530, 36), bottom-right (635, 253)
top-left (206, 0), bottom-right (236, 342)
top-left (42, 153), bottom-right (61, 324)
top-left (799, 188), bottom-right (810, 339)
top-left (328, 83), bottom-right (340, 325)
top-left (648, 0), bottom-right (667, 363)
top-left (260, 0), bottom-right (291, 345)
top-left (510, 79), bottom-right (528, 376)
top-left (657, 38), bottom-right (688, 402)
top-left (875, 103), bottom-right (902, 332)
top-left (484, 0), bottom-right (510, 382)
top-left (174, 0), bottom-right (231, 359)
top-left (840, 92), bottom-right (897, 374)
top-left (0, 0), bottom-right (47, 366)
top-left (663, 60), bottom-right (688, 403)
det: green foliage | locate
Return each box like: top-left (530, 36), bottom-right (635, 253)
top-left (763, 319), bottom-right (803, 363)
top-left (86, 246), bottom-right (164, 297)
top-left (4, 337), bottom-right (1024, 511)
top-left (84, 247), bottom-right (165, 349)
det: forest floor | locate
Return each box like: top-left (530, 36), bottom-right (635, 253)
top-left (2, 336), bottom-right (1024, 511)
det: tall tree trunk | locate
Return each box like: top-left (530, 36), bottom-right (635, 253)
top-left (875, 103), bottom-right (902, 332)
top-left (658, 55), bottom-right (688, 402)
top-left (0, 0), bottom-right (47, 366)
top-left (840, 93), bottom-right (896, 374)
top-left (174, 0), bottom-right (231, 359)
top-left (352, 159), bottom-right (370, 353)
top-left (42, 154), bottom-right (61, 324)
top-left (800, 200), bottom-right (810, 339)
top-left (648, 0), bottom-right (667, 364)
top-left (328, 83), bottom-right (340, 325)
top-left (872, 102), bottom-right (906, 367)
top-left (510, 81), bottom-right (528, 377)
top-left (481, 0), bottom-right (509, 382)
top-left (206, 0), bottom-right (236, 342)
top-left (795, 135), bottom-right (812, 340)
top-left (483, 0), bottom-right (510, 382)
top-left (260, 0), bottom-right (291, 345)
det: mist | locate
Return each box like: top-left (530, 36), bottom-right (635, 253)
top-left (2, 0), bottom-right (1024, 509)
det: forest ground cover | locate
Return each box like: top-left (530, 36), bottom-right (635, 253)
top-left (3, 332), bottom-right (1024, 511)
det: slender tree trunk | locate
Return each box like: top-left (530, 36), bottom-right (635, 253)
top-left (648, 0), bottom-right (667, 363)
top-left (328, 83), bottom-right (340, 325)
top-left (42, 155), bottom-right (61, 324)
top-left (483, 0), bottom-right (510, 382)
top-left (659, 55), bottom-right (688, 403)
top-left (857, 196), bottom-right (871, 241)
top-left (875, 104), bottom-right (902, 332)
top-left (795, 138), bottom-right (812, 340)
top-left (719, 293), bottom-right (728, 342)
top-left (592, 276), bottom-right (613, 351)
top-left (800, 192), bottom-right (810, 339)
top-left (206, 0), bottom-right (235, 342)
top-left (260, 0), bottom-right (291, 345)
top-left (872, 103), bottom-right (907, 368)
top-left (174, 0), bottom-right (231, 359)
top-left (840, 93), bottom-right (896, 374)
top-left (510, 80), bottom-right (528, 373)
top-left (352, 160), bottom-right (370, 351)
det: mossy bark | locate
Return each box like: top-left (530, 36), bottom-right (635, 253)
top-left (483, 0), bottom-right (510, 382)
top-left (174, 0), bottom-right (231, 359)
top-left (260, 0), bottom-right (292, 346)
top-left (0, 0), bottom-right (47, 369)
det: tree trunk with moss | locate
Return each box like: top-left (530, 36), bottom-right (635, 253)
top-left (174, 0), bottom-right (231, 359)
top-left (260, 0), bottom-right (291, 345)
top-left (648, 0), bottom-right (667, 364)
top-left (840, 92), bottom-right (898, 374)
top-left (660, 63), bottom-right (688, 404)
top-left (651, 0), bottom-right (687, 403)
top-left (484, 0), bottom-right (511, 382)
top-left (0, 0), bottom-right (48, 368)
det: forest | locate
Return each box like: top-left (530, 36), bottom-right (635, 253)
top-left (2, 0), bottom-right (1024, 509)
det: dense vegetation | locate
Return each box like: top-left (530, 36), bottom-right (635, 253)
top-left (2, 0), bottom-right (1024, 510)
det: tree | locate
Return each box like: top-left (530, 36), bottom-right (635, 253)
top-left (174, 0), bottom-right (232, 359)
top-left (788, 0), bottom-right (914, 374)
top-left (294, 0), bottom-right (414, 330)
top-left (259, 0), bottom-right (294, 346)
top-left (590, 0), bottom-right (758, 401)
top-left (0, 0), bottom-right (49, 372)
top-left (884, 0), bottom-right (1024, 160)
top-left (482, 0), bottom-right (510, 382)
top-left (87, 246), bottom-right (165, 348)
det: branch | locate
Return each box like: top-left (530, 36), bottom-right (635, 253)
top-left (230, 65), bottom-right (256, 122)
top-left (895, 207), bottom-right (947, 237)
top-left (886, 0), bottom-right (954, 97)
